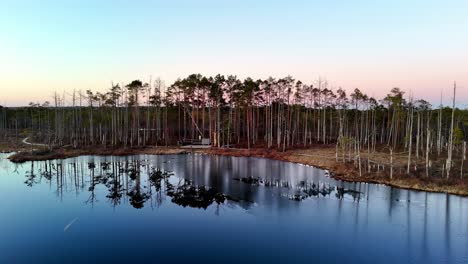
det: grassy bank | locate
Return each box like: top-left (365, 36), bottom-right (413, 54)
top-left (6, 146), bottom-right (189, 162)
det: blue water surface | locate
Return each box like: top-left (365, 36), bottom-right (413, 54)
top-left (0, 153), bottom-right (467, 264)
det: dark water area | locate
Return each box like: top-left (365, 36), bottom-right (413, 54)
top-left (0, 153), bottom-right (467, 264)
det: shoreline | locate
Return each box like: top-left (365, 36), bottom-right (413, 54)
top-left (4, 146), bottom-right (468, 197)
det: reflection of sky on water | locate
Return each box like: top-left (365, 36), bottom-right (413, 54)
top-left (0, 153), bottom-right (467, 264)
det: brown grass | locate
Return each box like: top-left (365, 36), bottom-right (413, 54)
top-left (204, 146), bottom-right (468, 196)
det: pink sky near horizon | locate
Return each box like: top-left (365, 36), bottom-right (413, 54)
top-left (2, 60), bottom-right (466, 107)
top-left (1, 0), bottom-right (467, 107)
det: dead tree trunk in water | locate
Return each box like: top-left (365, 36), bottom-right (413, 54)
top-left (426, 130), bottom-right (431, 177)
top-left (446, 82), bottom-right (456, 179)
top-left (390, 147), bottom-right (394, 180)
top-left (415, 111), bottom-right (420, 159)
top-left (461, 141), bottom-right (466, 179)
top-left (407, 99), bottom-right (414, 175)
top-left (437, 92), bottom-right (443, 156)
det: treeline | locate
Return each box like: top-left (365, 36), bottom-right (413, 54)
top-left (0, 74), bottom-right (466, 178)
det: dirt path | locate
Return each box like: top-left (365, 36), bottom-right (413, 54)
top-left (21, 137), bottom-right (48, 147)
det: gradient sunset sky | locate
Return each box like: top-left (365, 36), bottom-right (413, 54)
top-left (1, 0), bottom-right (467, 106)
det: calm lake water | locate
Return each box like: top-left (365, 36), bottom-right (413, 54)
top-left (0, 153), bottom-right (467, 264)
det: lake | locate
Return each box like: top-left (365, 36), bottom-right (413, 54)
top-left (0, 153), bottom-right (467, 264)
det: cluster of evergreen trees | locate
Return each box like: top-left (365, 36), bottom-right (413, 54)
top-left (0, 74), bottom-right (466, 178)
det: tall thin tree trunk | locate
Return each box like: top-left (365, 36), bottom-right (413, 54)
top-left (447, 82), bottom-right (456, 179)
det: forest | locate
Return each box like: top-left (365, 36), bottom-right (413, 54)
top-left (1, 74), bottom-right (466, 180)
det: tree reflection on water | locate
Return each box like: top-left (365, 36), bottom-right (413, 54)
top-left (23, 157), bottom-right (363, 210)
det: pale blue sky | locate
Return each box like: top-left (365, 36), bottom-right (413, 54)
top-left (1, 0), bottom-right (467, 105)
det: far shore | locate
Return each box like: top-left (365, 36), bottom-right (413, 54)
top-left (2, 143), bottom-right (468, 197)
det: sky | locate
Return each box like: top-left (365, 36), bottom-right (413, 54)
top-left (1, 0), bottom-right (467, 106)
